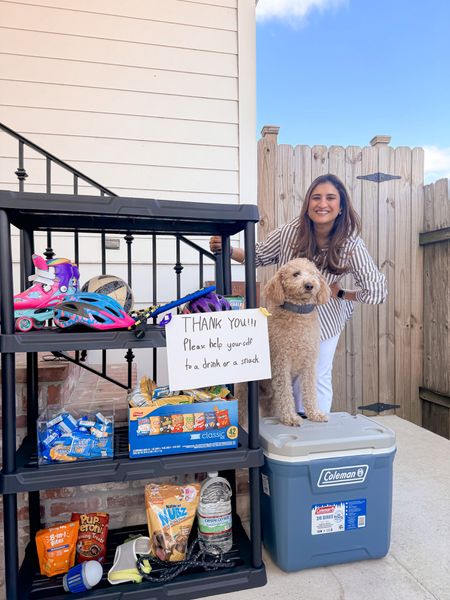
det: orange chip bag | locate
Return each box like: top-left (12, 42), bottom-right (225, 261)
top-left (35, 521), bottom-right (79, 577)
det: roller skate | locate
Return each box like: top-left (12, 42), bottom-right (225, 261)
top-left (14, 255), bottom-right (80, 331)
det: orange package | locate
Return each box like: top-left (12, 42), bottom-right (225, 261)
top-left (35, 521), bottom-right (79, 577)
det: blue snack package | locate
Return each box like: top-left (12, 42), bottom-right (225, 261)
top-left (91, 437), bottom-right (113, 457)
top-left (91, 425), bottom-right (109, 439)
top-left (78, 418), bottom-right (96, 428)
top-left (47, 414), bottom-right (63, 428)
top-left (205, 412), bottom-right (216, 430)
top-left (68, 434), bottom-right (93, 458)
top-left (95, 412), bottom-right (111, 425)
top-left (42, 431), bottom-right (60, 447)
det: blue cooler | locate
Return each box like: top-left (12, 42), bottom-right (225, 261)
top-left (260, 412), bottom-right (396, 571)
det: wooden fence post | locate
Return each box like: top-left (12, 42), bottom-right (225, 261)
top-left (257, 126), bottom-right (279, 288)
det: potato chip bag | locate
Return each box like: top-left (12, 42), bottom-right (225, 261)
top-left (150, 416), bottom-right (161, 435)
top-left (152, 395), bottom-right (193, 408)
top-left (145, 482), bottom-right (200, 562)
top-left (193, 413), bottom-right (205, 431)
top-left (160, 415), bottom-right (172, 434)
top-left (35, 521), bottom-right (79, 577)
top-left (140, 375), bottom-right (157, 399)
top-left (171, 414), bottom-right (184, 433)
top-left (183, 414), bottom-right (195, 432)
top-left (215, 408), bottom-right (230, 428)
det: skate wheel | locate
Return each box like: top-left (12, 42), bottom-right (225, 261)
top-left (16, 317), bottom-right (34, 332)
top-left (34, 321), bottom-right (46, 329)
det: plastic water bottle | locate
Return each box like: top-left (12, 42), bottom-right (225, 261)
top-left (198, 472), bottom-right (233, 554)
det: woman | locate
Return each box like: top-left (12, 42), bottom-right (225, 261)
top-left (210, 173), bottom-right (387, 414)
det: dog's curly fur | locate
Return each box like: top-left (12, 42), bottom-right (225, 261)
top-left (239, 258), bottom-right (331, 427)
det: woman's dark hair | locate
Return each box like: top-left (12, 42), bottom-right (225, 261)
top-left (294, 174), bottom-right (361, 274)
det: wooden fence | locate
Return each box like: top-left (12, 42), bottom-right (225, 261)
top-left (420, 179), bottom-right (450, 437)
top-left (257, 126), bottom-right (425, 424)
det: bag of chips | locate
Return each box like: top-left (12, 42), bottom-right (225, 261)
top-left (35, 521), bottom-right (79, 577)
top-left (145, 482), bottom-right (200, 562)
top-left (71, 512), bottom-right (109, 563)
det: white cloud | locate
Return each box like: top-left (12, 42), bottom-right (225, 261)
top-left (423, 146), bottom-right (450, 183)
top-left (256, 0), bottom-right (347, 23)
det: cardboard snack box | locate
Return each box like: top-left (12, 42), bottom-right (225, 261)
top-left (129, 398), bottom-right (238, 458)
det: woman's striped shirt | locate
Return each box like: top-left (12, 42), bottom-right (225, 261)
top-left (255, 216), bottom-right (387, 341)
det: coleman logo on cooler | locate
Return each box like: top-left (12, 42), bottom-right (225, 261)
top-left (317, 465), bottom-right (369, 487)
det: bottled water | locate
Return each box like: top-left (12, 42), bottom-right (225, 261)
top-left (198, 472), bottom-right (233, 554)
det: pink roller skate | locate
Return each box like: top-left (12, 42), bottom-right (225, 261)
top-left (14, 255), bottom-right (80, 331)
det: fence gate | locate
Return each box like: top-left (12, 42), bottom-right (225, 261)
top-left (257, 127), bottom-right (424, 424)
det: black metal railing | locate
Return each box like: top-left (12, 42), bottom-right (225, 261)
top-left (0, 123), bottom-right (222, 391)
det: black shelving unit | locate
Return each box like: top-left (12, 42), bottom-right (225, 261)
top-left (0, 190), bottom-right (266, 599)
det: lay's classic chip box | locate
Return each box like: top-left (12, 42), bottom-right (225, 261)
top-left (129, 398), bottom-right (238, 458)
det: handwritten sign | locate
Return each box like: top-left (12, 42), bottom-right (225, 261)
top-left (165, 308), bottom-right (271, 390)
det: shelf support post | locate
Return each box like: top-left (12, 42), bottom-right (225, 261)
top-left (22, 228), bottom-right (42, 537)
top-left (244, 221), bottom-right (263, 568)
top-left (0, 209), bottom-right (20, 597)
top-left (221, 236), bottom-right (232, 295)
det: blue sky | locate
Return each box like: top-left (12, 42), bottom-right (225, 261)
top-left (256, 0), bottom-right (450, 181)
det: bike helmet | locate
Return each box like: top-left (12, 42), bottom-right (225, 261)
top-left (183, 292), bottom-right (232, 313)
top-left (53, 293), bottom-right (135, 331)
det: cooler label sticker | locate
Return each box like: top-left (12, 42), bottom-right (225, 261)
top-left (261, 473), bottom-right (270, 496)
top-left (311, 499), bottom-right (366, 535)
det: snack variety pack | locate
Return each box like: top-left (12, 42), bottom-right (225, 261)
top-left (37, 410), bottom-right (114, 464)
top-left (129, 379), bottom-right (239, 458)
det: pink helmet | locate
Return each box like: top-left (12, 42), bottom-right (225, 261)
top-left (53, 293), bottom-right (135, 330)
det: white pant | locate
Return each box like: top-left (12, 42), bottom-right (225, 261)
top-left (293, 333), bottom-right (341, 415)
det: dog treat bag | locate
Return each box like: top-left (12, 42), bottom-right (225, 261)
top-left (71, 512), bottom-right (109, 563)
top-left (35, 521), bottom-right (79, 577)
top-left (145, 482), bottom-right (200, 562)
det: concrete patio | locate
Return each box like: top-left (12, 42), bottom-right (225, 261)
top-left (205, 415), bottom-right (450, 600)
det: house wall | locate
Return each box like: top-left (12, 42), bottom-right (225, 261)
top-left (0, 0), bottom-right (252, 366)
top-left (0, 0), bottom-right (256, 203)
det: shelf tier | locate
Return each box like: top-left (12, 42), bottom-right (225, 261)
top-left (0, 326), bottom-right (166, 353)
top-left (0, 191), bottom-right (259, 236)
top-left (1, 427), bottom-right (263, 493)
top-left (19, 518), bottom-right (266, 600)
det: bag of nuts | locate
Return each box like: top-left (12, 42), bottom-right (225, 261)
top-left (145, 482), bottom-right (200, 562)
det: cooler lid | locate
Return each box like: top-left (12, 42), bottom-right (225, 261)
top-left (259, 412), bottom-right (396, 458)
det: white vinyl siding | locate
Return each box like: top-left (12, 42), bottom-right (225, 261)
top-left (0, 0), bottom-right (256, 202)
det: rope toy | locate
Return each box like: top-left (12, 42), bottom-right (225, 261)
top-left (135, 538), bottom-right (235, 583)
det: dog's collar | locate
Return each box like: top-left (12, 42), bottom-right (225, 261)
top-left (279, 302), bottom-right (316, 314)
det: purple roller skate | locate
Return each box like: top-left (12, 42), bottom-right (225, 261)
top-left (14, 255), bottom-right (79, 331)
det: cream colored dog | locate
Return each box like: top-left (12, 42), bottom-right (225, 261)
top-left (239, 258), bottom-right (331, 427)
